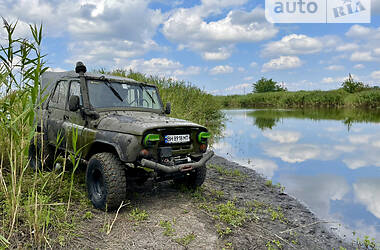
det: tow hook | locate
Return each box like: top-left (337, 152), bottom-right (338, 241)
top-left (180, 165), bottom-right (194, 172)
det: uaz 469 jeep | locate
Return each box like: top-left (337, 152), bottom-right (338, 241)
top-left (29, 62), bottom-right (214, 210)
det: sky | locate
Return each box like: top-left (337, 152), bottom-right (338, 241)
top-left (1, 0), bottom-right (380, 95)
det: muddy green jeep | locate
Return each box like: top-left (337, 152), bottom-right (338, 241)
top-left (29, 62), bottom-right (214, 210)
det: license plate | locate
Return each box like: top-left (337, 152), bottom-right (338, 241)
top-left (165, 134), bottom-right (190, 144)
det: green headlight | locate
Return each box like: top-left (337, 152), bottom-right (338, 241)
top-left (144, 134), bottom-right (160, 146)
top-left (198, 132), bottom-right (210, 143)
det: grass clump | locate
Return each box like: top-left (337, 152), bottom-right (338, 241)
top-left (214, 201), bottom-right (247, 228)
top-left (208, 164), bottom-right (247, 180)
top-left (129, 208), bottom-right (149, 222)
top-left (174, 232), bottom-right (197, 246)
top-left (159, 220), bottom-right (176, 236)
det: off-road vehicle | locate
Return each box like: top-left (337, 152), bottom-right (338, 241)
top-left (29, 62), bottom-right (214, 210)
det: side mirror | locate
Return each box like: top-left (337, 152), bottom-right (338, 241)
top-left (165, 102), bottom-right (171, 114)
top-left (69, 95), bottom-right (80, 112)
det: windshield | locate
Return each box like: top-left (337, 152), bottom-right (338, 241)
top-left (87, 80), bottom-right (162, 110)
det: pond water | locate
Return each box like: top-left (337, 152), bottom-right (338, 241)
top-left (212, 109), bottom-right (380, 241)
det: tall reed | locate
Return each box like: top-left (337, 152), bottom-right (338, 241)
top-left (0, 19), bottom-right (87, 247)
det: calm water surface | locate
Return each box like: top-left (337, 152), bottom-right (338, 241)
top-left (212, 109), bottom-right (380, 241)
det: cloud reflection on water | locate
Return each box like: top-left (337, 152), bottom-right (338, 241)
top-left (280, 175), bottom-right (350, 218)
top-left (353, 179), bottom-right (380, 219)
top-left (262, 130), bottom-right (301, 143)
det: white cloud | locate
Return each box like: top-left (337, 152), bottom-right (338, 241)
top-left (334, 145), bottom-right (356, 153)
top-left (354, 64), bottom-right (365, 69)
top-left (124, 58), bottom-right (200, 78)
top-left (354, 179), bottom-right (380, 219)
top-left (350, 51), bottom-right (376, 62)
top-left (262, 56), bottom-right (302, 72)
top-left (371, 71), bottom-right (380, 80)
top-left (262, 34), bottom-right (323, 57)
top-left (346, 25), bottom-right (372, 37)
top-left (322, 75), bottom-right (358, 84)
top-left (325, 65), bottom-right (345, 71)
top-left (209, 65), bottom-right (234, 75)
top-left (343, 159), bottom-right (368, 170)
top-left (47, 67), bottom-right (67, 72)
top-left (162, 6), bottom-right (278, 60)
top-left (322, 77), bottom-right (336, 84)
top-left (250, 62), bottom-right (258, 68)
top-left (244, 76), bottom-right (254, 81)
top-left (225, 83), bottom-right (250, 91)
top-left (1, 0), bottom-right (165, 66)
top-left (202, 48), bottom-right (232, 60)
top-left (336, 43), bottom-right (359, 52)
top-left (212, 83), bottom-right (251, 95)
top-left (263, 130), bottom-right (301, 144)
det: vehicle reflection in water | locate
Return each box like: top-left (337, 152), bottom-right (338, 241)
top-left (212, 109), bottom-right (380, 241)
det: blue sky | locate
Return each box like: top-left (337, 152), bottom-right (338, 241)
top-left (1, 0), bottom-right (380, 95)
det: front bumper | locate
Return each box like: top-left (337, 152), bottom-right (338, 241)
top-left (140, 151), bottom-right (214, 173)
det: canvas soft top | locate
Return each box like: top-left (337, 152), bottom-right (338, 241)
top-left (39, 71), bottom-right (155, 103)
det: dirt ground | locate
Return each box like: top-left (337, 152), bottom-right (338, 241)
top-left (68, 156), bottom-right (352, 250)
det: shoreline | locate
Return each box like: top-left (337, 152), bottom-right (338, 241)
top-left (66, 155), bottom-right (352, 249)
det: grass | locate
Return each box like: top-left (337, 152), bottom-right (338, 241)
top-left (215, 89), bottom-right (380, 109)
top-left (129, 208), bottom-right (149, 222)
top-left (208, 164), bottom-right (247, 180)
top-left (159, 220), bottom-right (176, 236)
top-left (214, 201), bottom-right (247, 228)
top-left (174, 233), bottom-right (197, 246)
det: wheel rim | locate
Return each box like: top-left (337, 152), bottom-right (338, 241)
top-left (90, 168), bottom-right (105, 201)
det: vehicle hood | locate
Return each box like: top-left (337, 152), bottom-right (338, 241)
top-left (96, 111), bottom-right (205, 135)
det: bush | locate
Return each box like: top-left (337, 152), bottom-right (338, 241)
top-left (253, 77), bottom-right (287, 93)
top-left (342, 74), bottom-right (368, 93)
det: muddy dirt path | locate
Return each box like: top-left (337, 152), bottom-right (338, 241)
top-left (69, 156), bottom-right (351, 249)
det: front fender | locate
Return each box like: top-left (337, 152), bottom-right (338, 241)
top-left (95, 130), bottom-right (142, 162)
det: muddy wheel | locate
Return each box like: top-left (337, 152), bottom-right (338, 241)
top-left (28, 133), bottom-right (55, 171)
top-left (86, 152), bottom-right (127, 211)
top-left (174, 164), bottom-right (207, 189)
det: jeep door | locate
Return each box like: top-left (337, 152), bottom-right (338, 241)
top-left (46, 80), bottom-right (69, 148)
top-left (64, 80), bottom-right (90, 155)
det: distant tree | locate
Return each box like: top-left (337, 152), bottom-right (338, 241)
top-left (341, 74), bottom-right (368, 93)
top-left (253, 77), bottom-right (287, 93)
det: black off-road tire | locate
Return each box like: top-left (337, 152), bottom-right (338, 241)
top-left (86, 152), bottom-right (127, 211)
top-left (28, 133), bottom-right (55, 171)
top-left (174, 164), bottom-right (207, 189)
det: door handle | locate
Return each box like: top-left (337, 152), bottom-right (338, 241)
top-left (63, 115), bottom-right (69, 120)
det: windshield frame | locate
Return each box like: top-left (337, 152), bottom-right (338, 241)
top-left (85, 77), bottom-right (164, 114)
